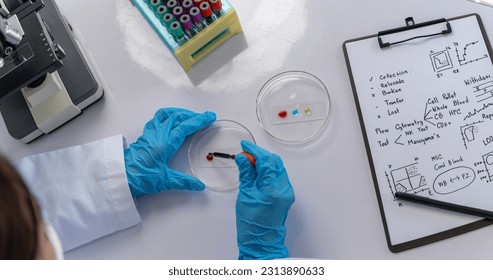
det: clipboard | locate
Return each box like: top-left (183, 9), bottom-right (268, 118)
top-left (343, 14), bottom-right (493, 252)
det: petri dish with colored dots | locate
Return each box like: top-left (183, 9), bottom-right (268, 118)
top-left (256, 71), bottom-right (331, 145)
top-left (188, 120), bottom-right (256, 192)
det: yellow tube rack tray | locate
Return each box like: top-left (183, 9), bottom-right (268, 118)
top-left (132, 0), bottom-right (242, 72)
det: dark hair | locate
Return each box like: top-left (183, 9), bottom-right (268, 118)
top-left (0, 155), bottom-right (41, 259)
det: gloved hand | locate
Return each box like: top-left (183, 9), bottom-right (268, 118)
top-left (234, 140), bottom-right (295, 260)
top-left (124, 108), bottom-right (216, 196)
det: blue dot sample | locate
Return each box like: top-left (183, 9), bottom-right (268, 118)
top-left (292, 109), bottom-right (300, 117)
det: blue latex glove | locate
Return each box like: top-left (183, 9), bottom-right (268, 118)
top-left (234, 140), bottom-right (295, 260)
top-left (124, 108), bottom-right (216, 196)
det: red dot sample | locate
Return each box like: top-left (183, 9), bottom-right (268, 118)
top-left (206, 154), bottom-right (214, 161)
top-left (278, 110), bottom-right (288, 118)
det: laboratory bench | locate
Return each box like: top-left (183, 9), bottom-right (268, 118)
top-left (1, 0), bottom-right (493, 259)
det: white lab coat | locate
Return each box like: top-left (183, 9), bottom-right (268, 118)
top-left (13, 135), bottom-right (141, 252)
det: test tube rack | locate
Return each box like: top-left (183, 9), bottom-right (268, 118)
top-left (132, 0), bottom-right (242, 72)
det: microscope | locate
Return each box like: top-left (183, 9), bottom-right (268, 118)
top-left (0, 0), bottom-right (103, 143)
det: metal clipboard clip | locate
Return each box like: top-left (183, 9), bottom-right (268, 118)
top-left (378, 17), bottom-right (452, 48)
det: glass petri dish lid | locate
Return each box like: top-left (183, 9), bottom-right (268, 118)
top-left (188, 120), bottom-right (256, 192)
top-left (256, 71), bottom-right (331, 145)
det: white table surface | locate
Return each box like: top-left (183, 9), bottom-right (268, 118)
top-left (2, 0), bottom-right (493, 259)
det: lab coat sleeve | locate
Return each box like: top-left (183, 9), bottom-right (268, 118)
top-left (13, 134), bottom-right (141, 252)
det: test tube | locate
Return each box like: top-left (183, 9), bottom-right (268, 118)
top-left (166, 0), bottom-right (178, 10)
top-left (182, 0), bottom-right (194, 13)
top-left (199, 2), bottom-right (214, 25)
top-left (149, 0), bottom-right (161, 6)
top-left (162, 13), bottom-right (175, 30)
top-left (180, 14), bottom-right (197, 38)
top-left (193, 0), bottom-right (203, 7)
top-left (189, 7), bottom-right (205, 31)
top-left (155, 5), bottom-right (169, 19)
top-left (209, 0), bottom-right (222, 18)
top-left (170, 21), bottom-right (187, 45)
top-left (172, 6), bottom-right (185, 19)
top-left (149, 0), bottom-right (162, 10)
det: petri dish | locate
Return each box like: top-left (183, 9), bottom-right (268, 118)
top-left (188, 120), bottom-right (255, 192)
top-left (256, 71), bottom-right (331, 145)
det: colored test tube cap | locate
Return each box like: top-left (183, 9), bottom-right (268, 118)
top-left (189, 7), bottom-right (203, 22)
top-left (150, 0), bottom-right (161, 8)
top-left (180, 14), bottom-right (193, 31)
top-left (182, 0), bottom-right (194, 11)
top-left (209, 0), bottom-right (222, 11)
top-left (163, 13), bottom-right (175, 28)
top-left (199, 2), bottom-right (213, 17)
top-left (170, 21), bottom-right (185, 37)
top-left (156, 5), bottom-right (168, 15)
top-left (193, 0), bottom-right (203, 7)
top-left (166, 0), bottom-right (178, 9)
top-left (173, 6), bottom-right (185, 18)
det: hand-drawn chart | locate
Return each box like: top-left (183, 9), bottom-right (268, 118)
top-left (430, 49), bottom-right (454, 72)
top-left (460, 120), bottom-right (483, 149)
top-left (386, 163), bottom-right (428, 195)
top-left (455, 41), bottom-right (489, 66)
top-left (429, 41), bottom-right (489, 75)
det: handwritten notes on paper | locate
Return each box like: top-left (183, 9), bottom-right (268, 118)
top-left (345, 14), bottom-right (493, 246)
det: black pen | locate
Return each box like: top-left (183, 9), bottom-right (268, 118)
top-left (395, 192), bottom-right (493, 220)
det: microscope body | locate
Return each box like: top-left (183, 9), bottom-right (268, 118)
top-left (0, 0), bottom-right (103, 143)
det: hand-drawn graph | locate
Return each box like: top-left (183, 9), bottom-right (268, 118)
top-left (386, 163), bottom-right (428, 194)
top-left (455, 41), bottom-right (489, 66)
top-left (474, 80), bottom-right (493, 102)
top-left (459, 120), bottom-right (483, 150)
top-left (430, 49), bottom-right (454, 72)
